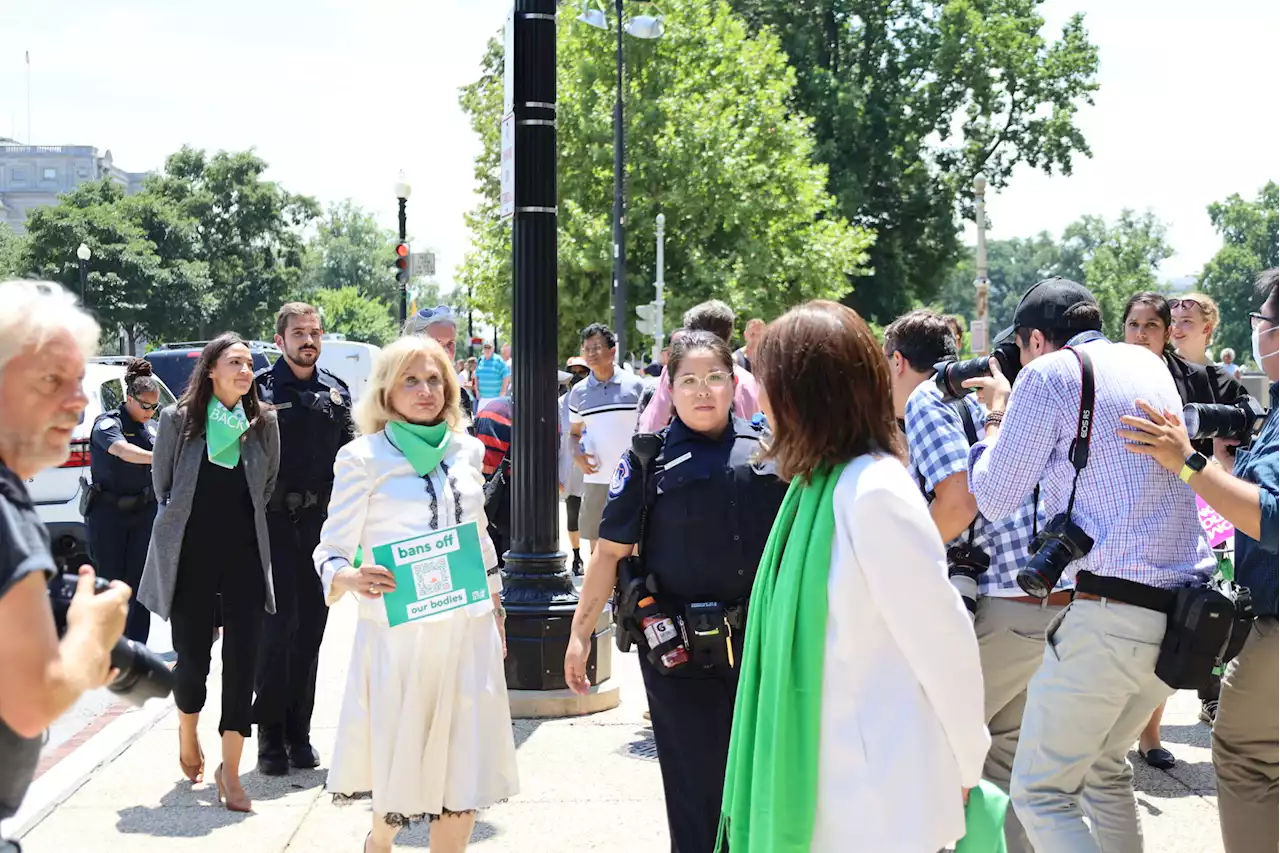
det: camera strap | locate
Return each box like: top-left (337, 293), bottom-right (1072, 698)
top-left (1062, 346), bottom-right (1096, 518)
top-left (954, 400), bottom-right (981, 547)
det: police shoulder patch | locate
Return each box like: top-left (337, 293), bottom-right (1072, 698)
top-left (96, 417), bottom-right (117, 431)
top-left (608, 455), bottom-right (632, 497)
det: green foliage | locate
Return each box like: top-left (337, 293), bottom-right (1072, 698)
top-left (458, 0), bottom-right (874, 359)
top-left (301, 200), bottom-right (398, 304)
top-left (0, 226), bottom-right (25, 278)
top-left (729, 0), bottom-right (1100, 321)
top-left (934, 211), bottom-right (1171, 340)
top-left (311, 286), bottom-right (399, 346)
top-left (1200, 181), bottom-right (1279, 361)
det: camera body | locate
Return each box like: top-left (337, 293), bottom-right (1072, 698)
top-left (1017, 514), bottom-right (1094, 598)
top-left (934, 340), bottom-right (1024, 402)
top-left (48, 572), bottom-right (174, 706)
top-left (947, 542), bottom-right (991, 619)
top-left (1183, 396), bottom-right (1266, 445)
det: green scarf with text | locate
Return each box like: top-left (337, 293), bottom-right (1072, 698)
top-left (205, 398), bottom-right (249, 469)
top-left (717, 462), bottom-right (846, 853)
top-left (387, 419), bottom-right (451, 476)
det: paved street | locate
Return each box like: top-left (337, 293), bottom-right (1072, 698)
top-left (10, 511), bottom-right (1231, 852)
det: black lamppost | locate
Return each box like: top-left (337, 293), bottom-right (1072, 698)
top-left (393, 173), bottom-right (411, 325)
top-left (578, 1), bottom-right (663, 362)
top-left (76, 242), bottom-right (91, 306)
top-left (502, 0), bottom-right (615, 707)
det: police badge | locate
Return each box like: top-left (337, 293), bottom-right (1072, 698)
top-left (330, 387), bottom-right (342, 406)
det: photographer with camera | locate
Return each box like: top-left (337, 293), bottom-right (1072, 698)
top-left (0, 281), bottom-right (132, 844)
top-left (1118, 269), bottom-right (1278, 853)
top-left (885, 309), bottom-right (1063, 853)
top-left (964, 278), bottom-right (1216, 853)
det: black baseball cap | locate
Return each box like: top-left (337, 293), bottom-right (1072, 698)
top-left (994, 277), bottom-right (1097, 344)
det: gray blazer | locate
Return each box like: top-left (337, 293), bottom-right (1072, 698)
top-left (138, 404), bottom-right (279, 620)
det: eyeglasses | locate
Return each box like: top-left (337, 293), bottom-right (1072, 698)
top-left (1249, 312), bottom-right (1278, 331)
top-left (673, 371), bottom-right (732, 393)
top-left (133, 400), bottom-right (160, 411)
top-left (582, 345), bottom-right (610, 356)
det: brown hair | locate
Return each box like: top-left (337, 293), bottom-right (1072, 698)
top-left (180, 333), bottom-right (268, 439)
top-left (755, 301), bottom-right (904, 481)
top-left (666, 330), bottom-right (733, 385)
top-left (275, 301), bottom-right (321, 337)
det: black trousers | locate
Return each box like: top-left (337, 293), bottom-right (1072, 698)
top-left (640, 653), bottom-right (739, 853)
top-left (254, 510), bottom-right (328, 746)
top-left (170, 536), bottom-right (264, 736)
top-left (85, 500), bottom-right (156, 643)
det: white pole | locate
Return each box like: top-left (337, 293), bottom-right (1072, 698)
top-left (25, 50), bottom-right (32, 145)
top-left (653, 213), bottom-right (665, 364)
top-left (973, 174), bottom-right (990, 356)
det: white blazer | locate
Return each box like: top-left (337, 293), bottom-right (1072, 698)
top-left (313, 428), bottom-right (501, 621)
top-left (812, 453), bottom-right (990, 853)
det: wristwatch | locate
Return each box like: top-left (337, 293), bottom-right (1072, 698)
top-left (1179, 452), bottom-right (1208, 483)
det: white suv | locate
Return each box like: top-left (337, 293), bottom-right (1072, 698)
top-left (26, 360), bottom-right (176, 571)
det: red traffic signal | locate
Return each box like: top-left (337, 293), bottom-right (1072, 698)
top-left (395, 242), bottom-right (410, 283)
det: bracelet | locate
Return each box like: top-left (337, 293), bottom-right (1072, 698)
top-left (984, 410), bottom-right (1005, 428)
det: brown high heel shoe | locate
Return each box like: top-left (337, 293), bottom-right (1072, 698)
top-left (178, 731), bottom-right (204, 783)
top-left (213, 763), bottom-right (252, 813)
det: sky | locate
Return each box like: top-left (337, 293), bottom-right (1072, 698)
top-left (1, 0), bottom-right (1276, 294)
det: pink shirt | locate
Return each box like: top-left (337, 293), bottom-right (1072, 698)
top-left (637, 364), bottom-right (761, 432)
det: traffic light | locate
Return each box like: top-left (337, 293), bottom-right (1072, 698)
top-left (635, 302), bottom-right (659, 337)
top-left (395, 242), bottom-right (410, 287)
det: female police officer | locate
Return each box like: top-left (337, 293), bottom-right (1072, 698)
top-left (86, 358), bottom-right (161, 643)
top-left (564, 330), bottom-right (787, 853)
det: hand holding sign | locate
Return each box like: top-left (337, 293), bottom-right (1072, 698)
top-left (372, 522), bottom-right (490, 627)
top-left (334, 565), bottom-right (397, 599)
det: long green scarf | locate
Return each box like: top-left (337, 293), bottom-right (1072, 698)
top-left (718, 462), bottom-right (847, 853)
top-left (387, 419), bottom-right (451, 476)
top-left (205, 398), bottom-right (249, 469)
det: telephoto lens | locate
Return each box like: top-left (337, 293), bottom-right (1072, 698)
top-left (1017, 514), bottom-right (1094, 598)
top-left (1183, 396), bottom-right (1266, 443)
top-left (933, 341), bottom-right (1023, 401)
top-left (48, 573), bottom-right (176, 707)
top-left (946, 544), bottom-right (991, 620)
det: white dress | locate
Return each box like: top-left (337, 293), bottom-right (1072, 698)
top-left (812, 454), bottom-right (990, 853)
top-left (313, 428), bottom-right (518, 823)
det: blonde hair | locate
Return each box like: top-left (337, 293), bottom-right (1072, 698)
top-left (1179, 292), bottom-right (1221, 343)
top-left (354, 335), bottom-right (462, 436)
top-left (0, 280), bottom-right (100, 372)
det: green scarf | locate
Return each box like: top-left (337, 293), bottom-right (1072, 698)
top-left (205, 398), bottom-right (249, 469)
top-left (718, 462), bottom-right (846, 853)
top-left (387, 419), bottom-right (451, 476)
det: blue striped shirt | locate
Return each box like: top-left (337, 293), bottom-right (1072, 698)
top-left (967, 331), bottom-right (1214, 589)
top-left (474, 354), bottom-right (509, 401)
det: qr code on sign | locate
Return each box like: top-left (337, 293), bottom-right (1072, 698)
top-left (411, 557), bottom-right (452, 599)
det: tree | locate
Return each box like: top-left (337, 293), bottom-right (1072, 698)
top-left (301, 200), bottom-right (399, 304)
top-left (729, 0), bottom-right (1101, 322)
top-left (1200, 181), bottom-right (1279, 361)
top-left (0, 226), bottom-right (25, 278)
top-left (146, 147), bottom-right (319, 339)
top-left (311, 286), bottom-right (399, 346)
top-left (458, 0), bottom-right (874, 358)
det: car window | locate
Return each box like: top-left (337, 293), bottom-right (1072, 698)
top-left (100, 378), bottom-right (124, 412)
top-left (158, 381), bottom-right (176, 407)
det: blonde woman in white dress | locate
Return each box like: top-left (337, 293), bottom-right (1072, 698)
top-left (313, 335), bottom-right (518, 853)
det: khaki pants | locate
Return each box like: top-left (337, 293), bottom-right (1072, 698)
top-left (1011, 599), bottom-right (1174, 853)
top-left (1214, 617), bottom-right (1279, 853)
top-left (975, 597), bottom-right (1064, 853)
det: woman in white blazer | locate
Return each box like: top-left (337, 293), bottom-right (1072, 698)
top-left (313, 336), bottom-right (517, 853)
top-left (719, 301), bottom-right (990, 853)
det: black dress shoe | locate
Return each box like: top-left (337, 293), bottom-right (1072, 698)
top-left (287, 742), bottom-right (320, 769)
top-left (258, 726), bottom-right (290, 776)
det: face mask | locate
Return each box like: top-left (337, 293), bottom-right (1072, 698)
top-left (1252, 324), bottom-right (1278, 366)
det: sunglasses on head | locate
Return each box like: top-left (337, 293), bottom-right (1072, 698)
top-left (1169, 298), bottom-right (1204, 312)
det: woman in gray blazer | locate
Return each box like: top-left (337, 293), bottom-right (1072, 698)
top-left (139, 333), bottom-right (278, 813)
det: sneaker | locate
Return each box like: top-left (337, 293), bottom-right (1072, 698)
top-left (1200, 700), bottom-right (1218, 725)
top-left (572, 561), bottom-right (584, 576)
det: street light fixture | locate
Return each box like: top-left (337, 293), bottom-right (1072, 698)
top-left (394, 172), bottom-right (412, 326)
top-left (76, 242), bottom-right (91, 306)
top-left (576, 0), bottom-right (663, 362)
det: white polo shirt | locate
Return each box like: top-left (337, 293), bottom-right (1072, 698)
top-left (567, 367), bottom-right (647, 485)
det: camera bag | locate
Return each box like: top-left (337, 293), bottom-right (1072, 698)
top-left (1156, 585), bottom-right (1237, 690)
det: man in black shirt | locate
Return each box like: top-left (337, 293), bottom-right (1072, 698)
top-left (0, 280), bottom-right (130, 844)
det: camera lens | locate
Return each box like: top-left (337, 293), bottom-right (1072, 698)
top-left (933, 356), bottom-right (991, 401)
top-left (1017, 551), bottom-right (1061, 599)
top-left (107, 639), bottom-right (176, 706)
top-left (1182, 398), bottom-right (1265, 442)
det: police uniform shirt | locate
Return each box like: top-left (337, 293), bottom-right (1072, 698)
top-left (598, 417), bottom-right (787, 603)
top-left (0, 464), bottom-right (57, 819)
top-left (255, 359), bottom-right (353, 494)
top-left (90, 405), bottom-right (156, 496)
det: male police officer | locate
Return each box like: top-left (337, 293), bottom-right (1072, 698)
top-left (1118, 269), bottom-right (1279, 853)
top-left (965, 279), bottom-right (1214, 853)
top-left (885, 309), bottom-right (1064, 853)
top-left (254, 302), bottom-right (354, 775)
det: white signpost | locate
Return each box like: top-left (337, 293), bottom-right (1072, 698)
top-left (969, 319), bottom-right (989, 355)
top-left (499, 111), bottom-right (516, 219)
top-left (410, 252), bottom-right (436, 278)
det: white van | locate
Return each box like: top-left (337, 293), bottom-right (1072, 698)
top-left (317, 338), bottom-right (381, 404)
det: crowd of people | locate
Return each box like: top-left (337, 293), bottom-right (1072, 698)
top-left (0, 273), bottom-right (1274, 853)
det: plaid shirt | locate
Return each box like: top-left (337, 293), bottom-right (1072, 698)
top-left (905, 380), bottom-right (1046, 596)
top-left (968, 331), bottom-right (1214, 589)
